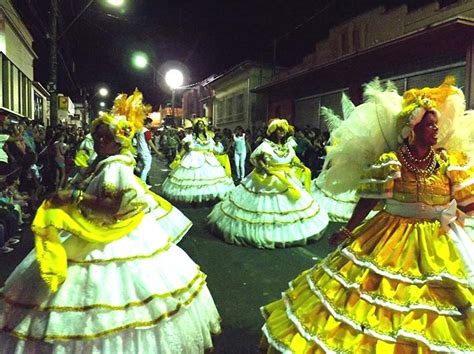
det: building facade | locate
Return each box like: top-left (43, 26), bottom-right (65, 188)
top-left (255, 1), bottom-right (474, 130)
top-left (0, 0), bottom-right (36, 121)
top-left (205, 61), bottom-right (274, 130)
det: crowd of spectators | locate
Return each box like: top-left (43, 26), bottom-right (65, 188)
top-left (0, 115), bottom-right (86, 254)
top-left (152, 123), bottom-right (330, 180)
top-left (0, 114), bottom-right (330, 255)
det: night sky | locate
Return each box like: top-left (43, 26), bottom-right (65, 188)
top-left (13, 0), bottom-right (432, 109)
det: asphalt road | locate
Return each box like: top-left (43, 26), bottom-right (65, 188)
top-left (0, 156), bottom-right (340, 353)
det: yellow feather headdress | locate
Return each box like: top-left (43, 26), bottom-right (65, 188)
top-left (92, 89), bottom-right (151, 152)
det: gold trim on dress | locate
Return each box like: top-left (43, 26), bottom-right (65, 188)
top-left (218, 203), bottom-right (320, 225)
top-left (2, 279), bottom-right (207, 342)
top-left (68, 240), bottom-right (172, 264)
top-left (227, 195), bottom-right (315, 215)
top-left (1, 271), bottom-right (205, 312)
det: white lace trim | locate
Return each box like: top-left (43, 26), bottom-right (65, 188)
top-left (261, 325), bottom-right (293, 354)
top-left (342, 248), bottom-right (469, 286)
top-left (452, 177), bottom-right (474, 193)
top-left (365, 160), bottom-right (402, 170)
top-left (359, 171), bottom-right (401, 184)
top-left (447, 163), bottom-right (474, 172)
top-left (320, 264), bottom-right (462, 316)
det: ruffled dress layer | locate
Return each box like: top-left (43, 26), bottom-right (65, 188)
top-left (209, 139), bottom-right (329, 249)
top-left (0, 154), bottom-right (220, 353)
top-left (161, 135), bottom-right (234, 203)
top-left (261, 151), bottom-right (474, 353)
top-left (311, 174), bottom-right (377, 223)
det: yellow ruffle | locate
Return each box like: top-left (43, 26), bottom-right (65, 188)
top-left (263, 268), bottom-right (474, 353)
top-left (358, 152), bottom-right (401, 198)
top-left (447, 151), bottom-right (474, 206)
top-left (73, 150), bottom-right (90, 168)
top-left (251, 164), bottom-right (302, 201)
top-left (292, 156), bottom-right (311, 193)
top-left (32, 201), bottom-right (144, 293)
top-left (215, 153), bottom-right (232, 178)
top-left (262, 211), bottom-right (474, 353)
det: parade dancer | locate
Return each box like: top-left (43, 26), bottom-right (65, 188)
top-left (261, 78), bottom-right (474, 352)
top-left (0, 90), bottom-right (220, 353)
top-left (161, 118), bottom-right (234, 204)
top-left (208, 118), bottom-right (329, 248)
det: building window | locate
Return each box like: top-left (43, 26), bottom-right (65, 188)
top-left (235, 94), bottom-right (244, 114)
top-left (341, 31), bottom-right (349, 54)
top-left (226, 97), bottom-right (233, 121)
top-left (34, 92), bottom-right (43, 121)
top-left (353, 27), bottom-right (360, 51)
top-left (2, 57), bottom-right (9, 109)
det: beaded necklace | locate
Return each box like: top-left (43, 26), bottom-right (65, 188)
top-left (403, 144), bottom-right (434, 163)
top-left (399, 145), bottom-right (437, 177)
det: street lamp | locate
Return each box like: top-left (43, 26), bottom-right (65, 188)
top-left (98, 87), bottom-right (109, 97)
top-left (106, 0), bottom-right (125, 6)
top-left (165, 69), bottom-right (184, 124)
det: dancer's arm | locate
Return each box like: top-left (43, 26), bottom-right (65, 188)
top-left (49, 189), bottom-right (122, 215)
top-left (329, 198), bottom-right (378, 246)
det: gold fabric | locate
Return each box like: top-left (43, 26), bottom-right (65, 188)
top-left (262, 150), bottom-right (474, 353)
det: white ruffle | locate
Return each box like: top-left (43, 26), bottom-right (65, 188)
top-left (0, 213), bottom-right (220, 352)
top-left (311, 178), bottom-right (358, 222)
top-left (161, 151), bottom-right (234, 203)
top-left (0, 288), bottom-right (220, 354)
top-left (208, 177), bottom-right (329, 248)
top-left (464, 216), bottom-right (474, 241)
top-left (151, 206), bottom-right (192, 244)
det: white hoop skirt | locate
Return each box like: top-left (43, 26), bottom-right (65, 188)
top-left (208, 171), bottom-right (329, 248)
top-left (161, 150), bottom-right (234, 203)
top-left (0, 213), bottom-right (221, 353)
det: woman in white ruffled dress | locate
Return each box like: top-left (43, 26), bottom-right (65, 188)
top-left (311, 94), bottom-right (375, 222)
top-left (161, 118), bottom-right (234, 204)
top-left (208, 119), bottom-right (329, 248)
top-left (0, 91), bottom-right (221, 353)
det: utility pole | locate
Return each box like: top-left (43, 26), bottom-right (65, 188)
top-left (48, 0), bottom-right (58, 126)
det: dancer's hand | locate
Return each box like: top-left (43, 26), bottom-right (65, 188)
top-left (48, 190), bottom-right (71, 207)
top-left (328, 231), bottom-right (349, 247)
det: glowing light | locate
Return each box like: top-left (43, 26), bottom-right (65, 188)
top-left (98, 88), bottom-right (109, 97)
top-left (165, 69), bottom-right (184, 89)
top-left (98, 111), bottom-right (105, 116)
top-left (106, 0), bottom-right (125, 6)
top-left (132, 52), bottom-right (148, 69)
top-left (99, 102), bottom-right (106, 107)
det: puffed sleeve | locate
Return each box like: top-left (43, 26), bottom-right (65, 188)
top-left (446, 151), bottom-right (474, 208)
top-left (358, 152), bottom-right (401, 199)
top-left (250, 141), bottom-right (273, 167)
top-left (94, 160), bottom-right (148, 219)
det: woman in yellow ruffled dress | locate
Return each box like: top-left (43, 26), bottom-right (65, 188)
top-left (208, 119), bottom-right (328, 248)
top-left (261, 78), bottom-right (474, 352)
top-left (0, 91), bottom-right (221, 353)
